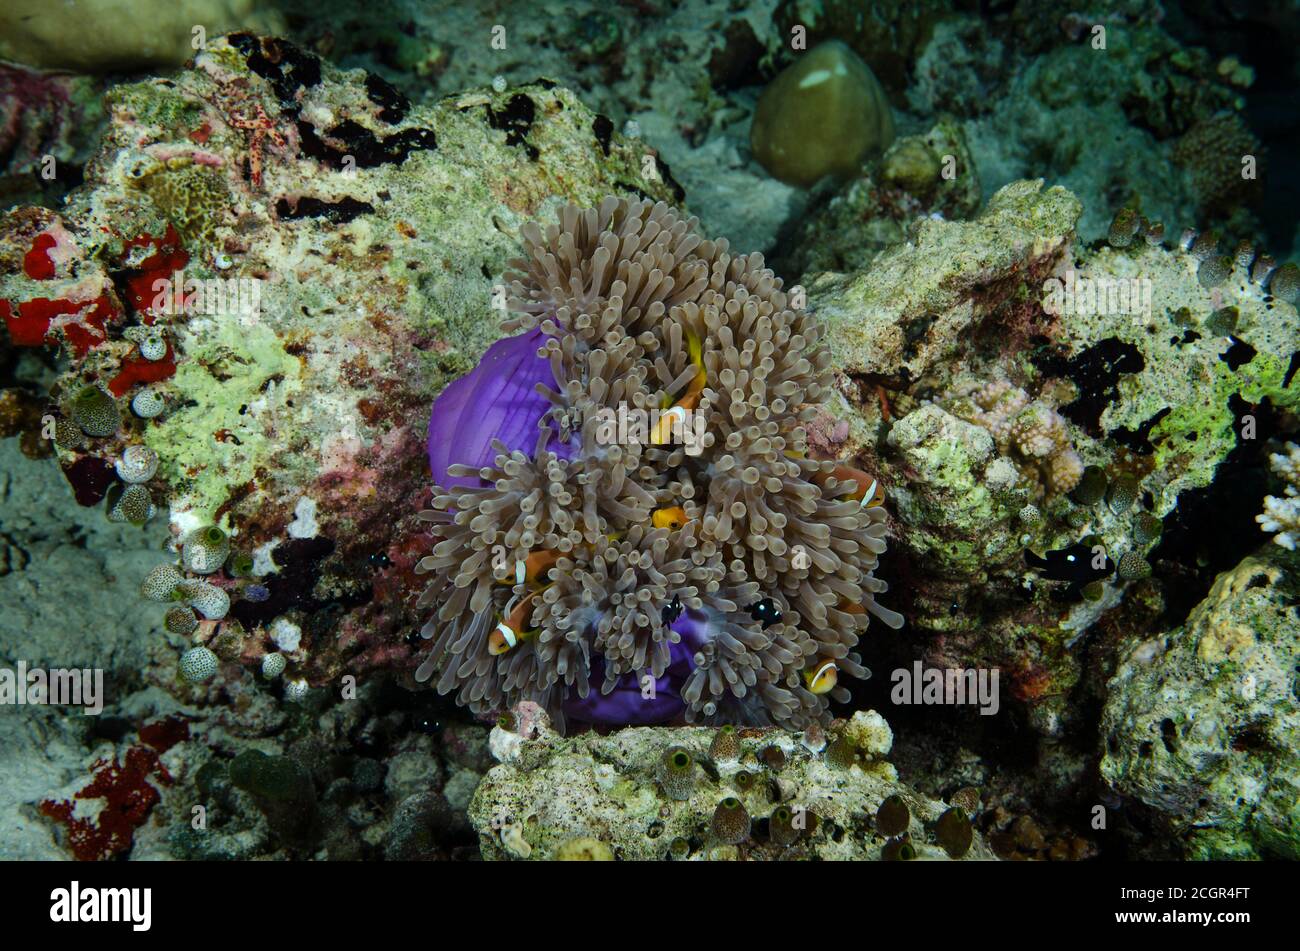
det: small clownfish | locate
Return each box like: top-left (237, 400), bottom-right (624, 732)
top-left (517, 548), bottom-right (561, 586)
top-left (488, 591), bottom-right (540, 655)
top-left (651, 405), bottom-right (691, 445)
top-left (838, 599), bottom-right (866, 616)
top-left (652, 330), bottom-right (708, 444)
top-left (816, 464), bottom-right (886, 509)
top-left (803, 658), bottom-right (839, 695)
top-left (651, 505), bottom-right (690, 530)
top-left (494, 549), bottom-right (561, 587)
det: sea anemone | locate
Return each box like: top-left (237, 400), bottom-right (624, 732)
top-left (414, 197), bottom-right (902, 732)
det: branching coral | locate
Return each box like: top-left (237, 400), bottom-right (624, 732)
top-left (1258, 442), bottom-right (1300, 551)
top-left (947, 380), bottom-right (1083, 495)
top-left (415, 197), bottom-right (902, 732)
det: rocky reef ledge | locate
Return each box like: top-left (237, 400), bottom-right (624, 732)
top-left (469, 703), bottom-right (993, 860)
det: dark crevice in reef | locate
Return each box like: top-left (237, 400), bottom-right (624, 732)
top-left (842, 616), bottom-right (1113, 857)
top-left (275, 195), bottom-right (376, 223)
top-left (297, 118), bottom-right (438, 169)
top-left (226, 33), bottom-right (438, 176)
top-left (363, 73), bottom-right (411, 123)
top-left (1285, 350), bottom-right (1300, 389)
top-left (1220, 335), bottom-right (1257, 371)
top-left (1161, 3), bottom-right (1300, 254)
top-left (487, 94), bottom-right (538, 159)
top-left (227, 34), bottom-right (323, 108)
top-left (592, 114), bottom-right (614, 156)
top-left (1032, 337), bottom-right (1145, 438)
top-left (1110, 407), bottom-right (1170, 455)
top-left (230, 537), bottom-right (370, 630)
top-left (652, 155), bottom-right (687, 204)
top-left (1148, 394), bottom-right (1291, 627)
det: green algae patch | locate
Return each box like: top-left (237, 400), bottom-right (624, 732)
top-left (146, 319), bottom-right (302, 523)
top-left (1148, 348), bottom-right (1300, 487)
top-left (107, 82), bottom-right (202, 130)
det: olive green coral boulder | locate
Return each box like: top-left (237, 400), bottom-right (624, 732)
top-left (1100, 545), bottom-right (1300, 859)
top-left (750, 40), bottom-right (895, 187)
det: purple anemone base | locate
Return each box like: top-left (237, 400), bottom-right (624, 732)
top-left (426, 327), bottom-right (575, 490)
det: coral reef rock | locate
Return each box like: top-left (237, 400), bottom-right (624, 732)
top-left (1100, 545), bottom-right (1300, 859)
top-left (469, 704), bottom-right (995, 860)
top-left (802, 177), bottom-right (1299, 734)
top-left (0, 34), bottom-right (680, 691)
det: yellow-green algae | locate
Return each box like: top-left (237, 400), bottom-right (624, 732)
top-left (145, 319), bottom-right (302, 524)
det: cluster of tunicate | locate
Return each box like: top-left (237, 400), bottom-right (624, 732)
top-left (1178, 228), bottom-right (1298, 305)
top-left (138, 523), bottom-right (300, 695)
top-left (1106, 207), bottom-right (1166, 249)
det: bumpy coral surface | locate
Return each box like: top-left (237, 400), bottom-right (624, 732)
top-left (1258, 443), bottom-right (1300, 551)
top-left (470, 703), bottom-right (993, 861)
top-left (415, 197), bottom-right (902, 732)
top-left (1101, 545), bottom-right (1300, 859)
top-left (0, 34), bottom-right (682, 692)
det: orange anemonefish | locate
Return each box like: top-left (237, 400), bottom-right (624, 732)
top-left (494, 548), bottom-right (562, 586)
top-left (651, 505), bottom-right (690, 530)
top-left (802, 658), bottom-right (839, 695)
top-left (815, 464), bottom-right (885, 509)
top-left (652, 330), bottom-right (708, 444)
top-left (518, 548), bottom-right (561, 586)
top-left (488, 591), bottom-right (540, 655)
